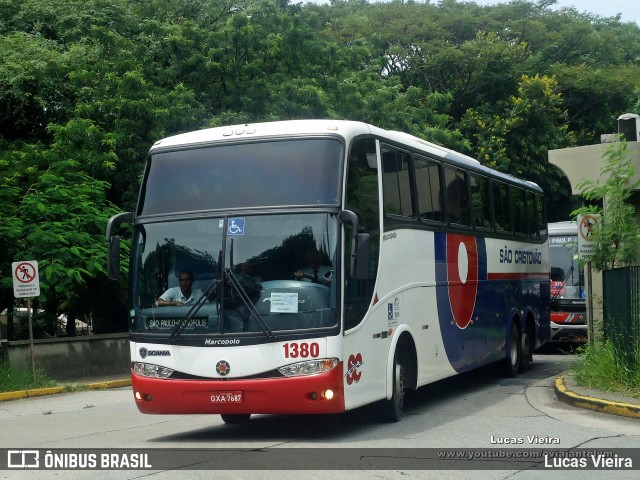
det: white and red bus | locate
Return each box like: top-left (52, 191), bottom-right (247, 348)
top-left (548, 221), bottom-right (587, 342)
top-left (107, 120), bottom-right (550, 423)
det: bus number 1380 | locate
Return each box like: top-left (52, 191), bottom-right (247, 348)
top-left (283, 342), bottom-right (320, 359)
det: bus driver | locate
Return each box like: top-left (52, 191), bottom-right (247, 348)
top-left (156, 270), bottom-right (203, 307)
top-left (294, 249), bottom-right (332, 286)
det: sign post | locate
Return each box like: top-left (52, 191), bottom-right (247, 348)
top-left (12, 261), bottom-right (40, 380)
top-left (577, 215), bottom-right (600, 347)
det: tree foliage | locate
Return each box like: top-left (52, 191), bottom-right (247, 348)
top-left (1, 0), bottom-right (639, 337)
top-left (461, 73), bottom-right (576, 218)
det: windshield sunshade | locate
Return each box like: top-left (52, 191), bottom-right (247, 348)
top-left (139, 139), bottom-right (342, 215)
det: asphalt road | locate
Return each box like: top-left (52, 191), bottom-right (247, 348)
top-left (1, 352), bottom-right (639, 479)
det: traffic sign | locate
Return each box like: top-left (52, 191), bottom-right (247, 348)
top-left (577, 214), bottom-right (600, 260)
top-left (12, 260), bottom-right (40, 298)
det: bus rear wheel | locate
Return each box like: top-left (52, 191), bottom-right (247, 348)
top-left (504, 322), bottom-right (521, 377)
top-left (519, 328), bottom-right (533, 372)
top-left (381, 352), bottom-right (405, 422)
top-left (221, 414), bottom-right (251, 424)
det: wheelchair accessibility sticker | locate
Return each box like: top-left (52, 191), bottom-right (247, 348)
top-left (227, 218), bottom-right (245, 236)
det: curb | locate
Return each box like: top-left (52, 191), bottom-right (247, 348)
top-left (554, 377), bottom-right (640, 420)
top-left (0, 379), bottom-right (132, 403)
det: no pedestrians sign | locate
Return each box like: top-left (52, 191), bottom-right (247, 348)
top-left (12, 260), bottom-right (40, 298)
top-left (577, 214), bottom-right (600, 261)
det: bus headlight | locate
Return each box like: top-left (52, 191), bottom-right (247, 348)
top-left (133, 362), bottom-right (174, 378)
top-left (278, 358), bottom-right (338, 377)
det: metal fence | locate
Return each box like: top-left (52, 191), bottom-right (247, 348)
top-left (603, 266), bottom-right (640, 372)
top-left (1, 308), bottom-right (92, 341)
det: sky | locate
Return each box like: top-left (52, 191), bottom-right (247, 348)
top-left (457, 0), bottom-right (638, 25)
top-left (308, 1), bottom-right (638, 26)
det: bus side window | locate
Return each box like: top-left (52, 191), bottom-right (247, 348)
top-left (381, 146), bottom-right (413, 220)
top-left (511, 187), bottom-right (527, 235)
top-left (536, 194), bottom-right (547, 239)
top-left (470, 173), bottom-right (491, 230)
top-left (413, 155), bottom-right (444, 222)
top-left (415, 155), bottom-right (444, 223)
top-left (444, 166), bottom-right (470, 226)
top-left (525, 190), bottom-right (537, 239)
top-left (492, 181), bottom-right (511, 233)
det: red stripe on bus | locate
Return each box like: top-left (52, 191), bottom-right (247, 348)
top-left (131, 363), bottom-right (345, 415)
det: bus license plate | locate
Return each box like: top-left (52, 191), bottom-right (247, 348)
top-left (211, 391), bottom-right (243, 403)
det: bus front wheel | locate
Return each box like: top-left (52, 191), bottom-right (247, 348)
top-left (221, 414), bottom-right (251, 424)
top-left (381, 352), bottom-right (405, 422)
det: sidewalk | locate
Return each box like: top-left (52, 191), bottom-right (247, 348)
top-left (1, 373), bottom-right (639, 420)
top-left (554, 374), bottom-right (640, 420)
top-left (0, 374), bottom-right (132, 402)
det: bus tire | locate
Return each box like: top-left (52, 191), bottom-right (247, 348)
top-left (519, 327), bottom-right (533, 372)
top-left (221, 414), bottom-right (251, 424)
top-left (381, 351), bottom-right (405, 422)
top-left (504, 322), bottom-right (521, 377)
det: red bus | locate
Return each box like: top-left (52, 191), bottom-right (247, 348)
top-left (107, 120), bottom-right (550, 423)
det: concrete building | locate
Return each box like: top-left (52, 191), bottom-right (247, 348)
top-left (548, 113), bottom-right (640, 335)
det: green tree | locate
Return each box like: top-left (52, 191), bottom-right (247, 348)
top-left (0, 32), bottom-right (73, 142)
top-left (0, 121), bottom-right (123, 337)
top-left (552, 64), bottom-right (640, 145)
top-left (2, 0), bottom-right (640, 334)
top-left (460, 74), bottom-right (576, 220)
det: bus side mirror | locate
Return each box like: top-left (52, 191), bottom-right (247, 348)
top-left (340, 210), bottom-right (370, 279)
top-left (108, 236), bottom-right (121, 280)
top-left (106, 212), bottom-right (133, 281)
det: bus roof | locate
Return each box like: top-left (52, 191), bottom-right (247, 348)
top-left (150, 120), bottom-right (373, 151)
top-left (548, 221), bottom-right (578, 236)
top-left (149, 119), bottom-right (542, 193)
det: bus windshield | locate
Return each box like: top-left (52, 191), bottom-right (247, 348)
top-left (549, 235), bottom-right (583, 300)
top-left (131, 213), bottom-right (339, 337)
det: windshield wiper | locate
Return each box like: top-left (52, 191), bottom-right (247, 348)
top-left (169, 269), bottom-right (274, 342)
top-left (169, 235), bottom-right (274, 342)
top-left (224, 237), bottom-right (274, 340)
top-left (169, 278), bottom-right (222, 342)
